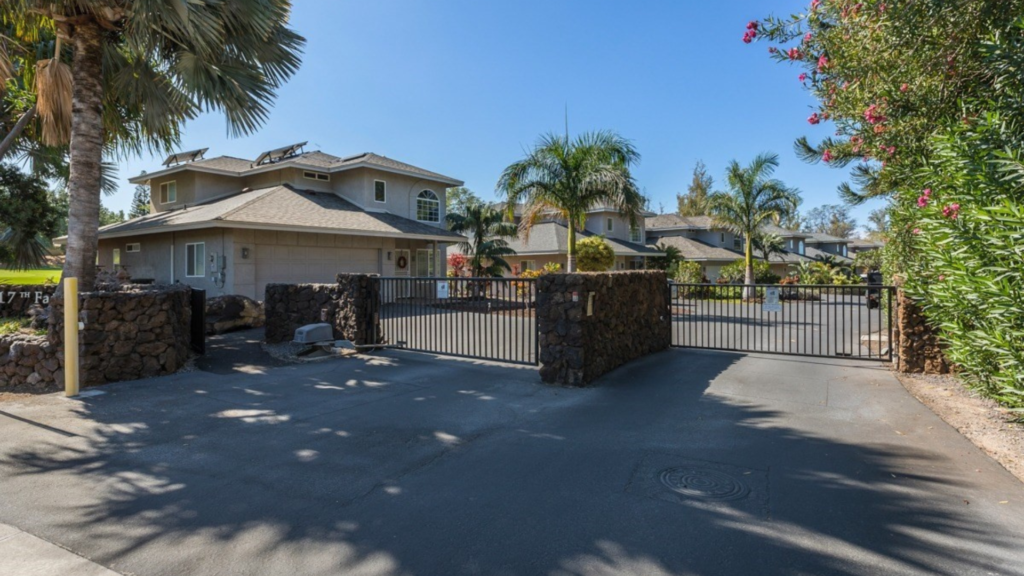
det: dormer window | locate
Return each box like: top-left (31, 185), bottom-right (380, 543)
top-left (303, 170), bottom-right (330, 182)
top-left (160, 181), bottom-right (177, 204)
top-left (417, 190), bottom-right (440, 222)
top-left (374, 180), bottom-right (387, 203)
top-left (606, 218), bottom-right (614, 232)
top-left (630, 226), bottom-right (642, 243)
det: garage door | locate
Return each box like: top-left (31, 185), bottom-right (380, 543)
top-left (255, 244), bottom-right (380, 296)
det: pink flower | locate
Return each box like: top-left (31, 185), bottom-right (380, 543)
top-left (787, 47), bottom-right (803, 60)
top-left (942, 203), bottom-right (960, 219)
top-left (811, 0), bottom-right (821, 10)
top-left (938, 275), bottom-right (945, 281)
top-left (900, 83), bottom-right (909, 93)
top-left (917, 195), bottom-right (929, 208)
top-left (817, 55), bottom-right (829, 72)
top-left (799, 72), bottom-right (808, 82)
top-left (743, 32), bottom-right (753, 43)
top-left (912, 228), bottom-right (921, 235)
top-left (924, 188), bottom-right (932, 197)
top-left (864, 104), bottom-right (887, 125)
top-left (808, 113), bottom-right (820, 125)
top-left (822, 149), bottom-right (834, 163)
top-left (747, 21), bottom-right (759, 31)
top-left (804, 33), bottom-right (813, 43)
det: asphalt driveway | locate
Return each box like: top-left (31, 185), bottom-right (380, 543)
top-left (0, 349), bottom-right (1021, 575)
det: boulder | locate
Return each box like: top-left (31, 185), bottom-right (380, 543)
top-left (206, 294), bottom-right (265, 335)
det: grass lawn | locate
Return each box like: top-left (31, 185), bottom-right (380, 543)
top-left (0, 268), bottom-right (62, 285)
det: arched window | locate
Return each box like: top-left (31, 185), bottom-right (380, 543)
top-left (416, 190), bottom-right (440, 222)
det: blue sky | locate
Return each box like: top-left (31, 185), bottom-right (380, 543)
top-left (108, 0), bottom-right (884, 232)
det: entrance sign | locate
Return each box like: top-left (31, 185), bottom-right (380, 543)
top-left (436, 281), bottom-right (450, 299)
top-left (762, 287), bottom-right (782, 313)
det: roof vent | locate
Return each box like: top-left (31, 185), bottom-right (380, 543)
top-left (163, 148), bottom-right (208, 166)
top-left (255, 141), bottom-right (307, 166)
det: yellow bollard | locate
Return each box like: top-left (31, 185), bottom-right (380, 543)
top-left (64, 277), bottom-right (79, 397)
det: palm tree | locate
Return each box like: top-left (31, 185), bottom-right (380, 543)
top-left (497, 131), bottom-right (644, 272)
top-left (446, 202), bottom-right (519, 278)
top-left (752, 232), bottom-right (786, 262)
top-left (648, 243), bottom-right (682, 272)
top-left (707, 153), bottom-right (800, 299)
top-left (0, 2), bottom-right (304, 289)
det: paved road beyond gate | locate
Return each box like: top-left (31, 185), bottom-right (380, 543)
top-left (372, 277), bottom-right (537, 365)
top-left (669, 283), bottom-right (894, 361)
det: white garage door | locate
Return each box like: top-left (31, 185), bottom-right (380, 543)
top-left (255, 244), bottom-right (380, 296)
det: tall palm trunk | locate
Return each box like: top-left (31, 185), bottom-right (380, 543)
top-left (0, 106), bottom-right (37, 160)
top-left (566, 221), bottom-right (577, 273)
top-left (744, 234), bottom-right (755, 300)
top-left (63, 22), bottom-right (104, 290)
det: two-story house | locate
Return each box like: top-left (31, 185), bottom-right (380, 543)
top-left (484, 203), bottom-right (662, 273)
top-left (74, 143), bottom-right (465, 299)
top-left (645, 216), bottom-right (818, 281)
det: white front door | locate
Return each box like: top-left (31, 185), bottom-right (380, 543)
top-left (415, 249), bottom-right (435, 278)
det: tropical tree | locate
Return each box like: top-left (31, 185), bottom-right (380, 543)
top-left (648, 243), bottom-right (681, 272)
top-left (0, 2), bottom-right (305, 289)
top-left (0, 164), bottom-right (60, 269)
top-left (129, 181), bottom-right (150, 219)
top-left (677, 160), bottom-right (712, 216)
top-left (497, 131), bottom-right (644, 272)
top-left (445, 186), bottom-right (482, 216)
top-left (575, 236), bottom-right (616, 272)
top-left (707, 153), bottom-right (800, 298)
top-left (445, 201), bottom-right (519, 278)
top-left (803, 204), bottom-right (857, 238)
top-left (752, 232), bottom-right (786, 261)
top-left (864, 207), bottom-right (889, 241)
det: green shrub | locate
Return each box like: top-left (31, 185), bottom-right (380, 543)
top-left (576, 236), bottom-right (616, 272)
top-left (718, 259), bottom-right (780, 284)
top-left (0, 317), bottom-right (31, 336)
top-left (673, 260), bottom-right (704, 284)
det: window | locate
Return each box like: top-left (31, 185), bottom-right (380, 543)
top-left (798, 240), bottom-right (805, 254)
top-left (521, 260), bottom-right (535, 272)
top-left (606, 218), bottom-right (614, 232)
top-left (160, 181), bottom-right (177, 204)
top-left (630, 226), bottom-right (642, 243)
top-left (112, 248), bottom-right (120, 267)
top-left (733, 235), bottom-right (741, 250)
top-left (374, 180), bottom-right (387, 203)
top-left (186, 242), bottom-right (205, 278)
top-left (126, 243), bottom-right (141, 253)
top-left (720, 232), bottom-right (726, 245)
top-left (416, 190), bottom-right (440, 222)
top-left (415, 249), bottom-right (435, 277)
top-left (303, 171), bottom-right (330, 182)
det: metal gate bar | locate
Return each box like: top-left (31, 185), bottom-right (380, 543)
top-left (372, 277), bottom-right (537, 365)
top-left (669, 283), bottom-right (894, 361)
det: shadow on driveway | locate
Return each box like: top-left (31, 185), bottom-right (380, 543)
top-left (0, 349), bottom-right (1022, 575)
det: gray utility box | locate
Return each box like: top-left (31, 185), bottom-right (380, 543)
top-left (293, 323), bottom-right (334, 345)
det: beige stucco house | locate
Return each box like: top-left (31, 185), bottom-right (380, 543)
top-left (62, 144), bottom-right (465, 299)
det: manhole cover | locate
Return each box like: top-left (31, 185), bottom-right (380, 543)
top-left (659, 467), bottom-right (750, 501)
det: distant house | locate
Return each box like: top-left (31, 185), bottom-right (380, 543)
top-left (644, 215), bottom-right (856, 281)
top-left (450, 203), bottom-right (663, 274)
top-left (56, 143), bottom-right (465, 299)
top-left (849, 238), bottom-right (884, 256)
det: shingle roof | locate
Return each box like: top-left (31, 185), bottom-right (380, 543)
top-left (499, 222), bottom-right (663, 257)
top-left (804, 231), bottom-right (850, 243)
top-left (84, 185), bottom-right (463, 241)
top-left (805, 246), bottom-right (854, 264)
top-left (130, 150), bottom-right (463, 185)
top-left (645, 214), bottom-right (716, 230)
top-left (759, 223), bottom-right (810, 238)
top-left (647, 236), bottom-right (742, 262)
top-left (849, 238), bottom-right (883, 248)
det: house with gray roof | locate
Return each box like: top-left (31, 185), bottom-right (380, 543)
top-left (458, 202), bottom-right (662, 274)
top-left (59, 143), bottom-right (465, 299)
top-left (644, 214), bottom-right (856, 280)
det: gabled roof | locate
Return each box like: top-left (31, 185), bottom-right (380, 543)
top-left (488, 222), bottom-right (663, 257)
top-left (647, 236), bottom-right (742, 262)
top-left (803, 231), bottom-right (850, 244)
top-left (645, 214), bottom-right (716, 231)
top-left (805, 247), bottom-right (854, 264)
top-left (56, 185), bottom-right (464, 244)
top-left (128, 150), bottom-right (463, 186)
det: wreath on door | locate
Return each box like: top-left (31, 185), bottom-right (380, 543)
top-left (396, 255), bottom-right (408, 270)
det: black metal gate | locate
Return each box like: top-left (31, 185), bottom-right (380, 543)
top-left (372, 277), bottom-right (537, 365)
top-left (669, 283), bottom-right (894, 361)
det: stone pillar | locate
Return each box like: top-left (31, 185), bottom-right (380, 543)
top-left (893, 287), bottom-right (950, 374)
top-left (537, 271), bottom-right (671, 386)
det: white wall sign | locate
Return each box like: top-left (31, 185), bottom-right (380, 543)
top-left (762, 287), bottom-right (782, 313)
top-left (436, 281), bottom-right (450, 300)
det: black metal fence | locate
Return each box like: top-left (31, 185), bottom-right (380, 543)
top-left (372, 277), bottom-right (537, 365)
top-left (669, 283), bottom-right (894, 361)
